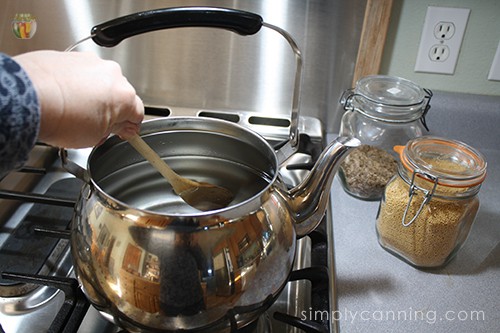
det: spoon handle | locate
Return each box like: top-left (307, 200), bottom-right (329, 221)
top-left (127, 134), bottom-right (193, 193)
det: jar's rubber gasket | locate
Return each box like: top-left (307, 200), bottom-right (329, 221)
top-left (393, 138), bottom-right (487, 188)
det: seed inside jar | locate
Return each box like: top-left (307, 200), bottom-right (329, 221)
top-left (339, 145), bottom-right (398, 200)
top-left (376, 172), bottom-right (479, 268)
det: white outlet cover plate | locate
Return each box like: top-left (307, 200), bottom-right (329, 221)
top-left (488, 40), bottom-right (500, 81)
top-left (415, 6), bottom-right (470, 75)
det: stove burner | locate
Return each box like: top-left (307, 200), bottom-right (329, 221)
top-left (1, 272), bottom-right (89, 333)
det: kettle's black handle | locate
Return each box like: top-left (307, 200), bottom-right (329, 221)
top-left (91, 6), bottom-right (264, 47)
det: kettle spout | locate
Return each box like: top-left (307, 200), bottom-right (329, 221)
top-left (286, 136), bottom-right (360, 237)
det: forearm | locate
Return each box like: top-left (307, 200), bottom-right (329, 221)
top-left (0, 53), bottom-right (40, 178)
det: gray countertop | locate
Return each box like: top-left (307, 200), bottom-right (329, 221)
top-left (328, 91), bottom-right (500, 333)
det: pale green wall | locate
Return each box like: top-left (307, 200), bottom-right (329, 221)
top-left (381, 0), bottom-right (500, 96)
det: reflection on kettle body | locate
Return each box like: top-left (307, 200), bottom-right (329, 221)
top-left (129, 225), bottom-right (207, 316)
top-left (159, 233), bottom-right (206, 316)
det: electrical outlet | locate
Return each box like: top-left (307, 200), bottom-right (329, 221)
top-left (415, 6), bottom-right (470, 74)
top-left (434, 22), bottom-right (455, 40)
top-left (429, 45), bottom-right (450, 61)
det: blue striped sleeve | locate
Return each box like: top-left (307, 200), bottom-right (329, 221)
top-left (0, 52), bottom-right (40, 178)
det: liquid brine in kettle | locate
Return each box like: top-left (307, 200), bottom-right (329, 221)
top-left (97, 155), bottom-right (273, 214)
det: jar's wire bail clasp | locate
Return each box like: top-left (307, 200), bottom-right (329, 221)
top-left (420, 88), bottom-right (433, 131)
top-left (339, 88), bottom-right (356, 111)
top-left (402, 169), bottom-right (438, 227)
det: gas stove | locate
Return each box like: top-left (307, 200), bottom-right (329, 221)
top-left (0, 108), bottom-right (338, 333)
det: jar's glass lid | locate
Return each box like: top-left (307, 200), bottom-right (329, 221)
top-left (356, 75), bottom-right (425, 106)
top-left (395, 136), bottom-right (487, 187)
top-left (349, 75), bottom-right (429, 122)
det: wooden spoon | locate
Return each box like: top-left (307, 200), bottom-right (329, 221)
top-left (127, 134), bottom-right (234, 211)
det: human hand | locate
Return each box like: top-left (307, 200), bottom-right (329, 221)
top-left (14, 50), bottom-right (144, 148)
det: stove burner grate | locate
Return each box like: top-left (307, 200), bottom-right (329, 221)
top-left (1, 272), bottom-right (89, 333)
top-left (0, 178), bottom-right (82, 297)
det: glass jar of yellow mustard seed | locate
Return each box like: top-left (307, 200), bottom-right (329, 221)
top-left (376, 136), bottom-right (487, 268)
top-left (339, 75), bottom-right (432, 201)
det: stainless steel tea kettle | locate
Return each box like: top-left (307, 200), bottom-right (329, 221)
top-left (70, 117), bottom-right (358, 333)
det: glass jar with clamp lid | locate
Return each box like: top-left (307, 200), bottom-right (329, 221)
top-left (376, 136), bottom-right (487, 268)
top-left (339, 75), bottom-right (432, 200)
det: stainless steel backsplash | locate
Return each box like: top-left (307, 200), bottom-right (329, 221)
top-left (1, 0), bottom-right (366, 132)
